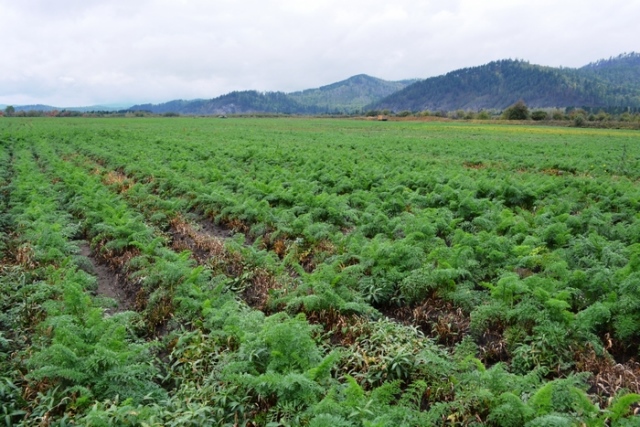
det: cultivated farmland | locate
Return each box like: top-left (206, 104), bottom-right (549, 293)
top-left (1, 117), bottom-right (640, 425)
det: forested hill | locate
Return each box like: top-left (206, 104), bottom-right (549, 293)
top-left (580, 52), bottom-right (640, 86)
top-left (13, 53), bottom-right (639, 115)
top-left (129, 91), bottom-right (315, 115)
top-left (128, 75), bottom-right (415, 115)
top-left (4, 104), bottom-right (121, 113)
top-left (288, 74), bottom-right (417, 113)
top-left (371, 53), bottom-right (640, 112)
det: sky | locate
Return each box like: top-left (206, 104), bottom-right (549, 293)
top-left (1, 0), bottom-right (638, 107)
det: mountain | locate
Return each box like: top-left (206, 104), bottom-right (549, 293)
top-left (370, 53), bottom-right (640, 112)
top-left (580, 52), bottom-right (640, 86)
top-left (5, 104), bottom-right (124, 113)
top-left (128, 75), bottom-right (416, 115)
top-left (10, 104), bottom-right (58, 112)
top-left (288, 74), bottom-right (417, 113)
top-left (129, 91), bottom-right (315, 115)
top-left (5, 53), bottom-right (640, 115)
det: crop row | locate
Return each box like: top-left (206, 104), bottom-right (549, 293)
top-left (0, 128), bottom-right (457, 426)
top-left (49, 119), bottom-right (640, 357)
top-left (0, 141), bottom-right (166, 423)
top-left (52, 128), bottom-right (640, 424)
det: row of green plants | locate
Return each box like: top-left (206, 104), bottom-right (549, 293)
top-left (31, 123), bottom-right (633, 348)
top-left (48, 119), bottom-right (640, 357)
top-left (23, 136), bottom-right (462, 425)
top-left (47, 136), bottom-right (640, 423)
top-left (57, 123), bottom-right (640, 383)
top-left (0, 135), bottom-right (338, 424)
top-left (0, 142), bottom-right (164, 424)
top-left (1, 118), bottom-right (640, 425)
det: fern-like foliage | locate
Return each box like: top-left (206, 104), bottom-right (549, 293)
top-left (606, 393), bottom-right (640, 424)
top-left (27, 282), bottom-right (165, 405)
top-left (309, 413), bottom-right (355, 427)
top-left (527, 375), bottom-right (597, 420)
top-left (524, 413), bottom-right (575, 427)
top-left (487, 392), bottom-right (535, 427)
top-left (238, 312), bottom-right (322, 374)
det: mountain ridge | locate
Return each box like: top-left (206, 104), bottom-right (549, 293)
top-left (128, 74), bottom-right (416, 115)
top-left (371, 53), bottom-right (640, 112)
top-left (4, 53), bottom-right (639, 115)
top-left (127, 53), bottom-right (640, 114)
top-left (4, 104), bottom-right (125, 113)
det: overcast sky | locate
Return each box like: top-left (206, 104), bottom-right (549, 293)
top-left (1, 0), bottom-right (638, 107)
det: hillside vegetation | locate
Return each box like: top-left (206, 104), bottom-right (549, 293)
top-left (130, 52), bottom-right (640, 114)
top-left (5, 53), bottom-right (640, 116)
top-left (130, 91), bottom-right (313, 115)
top-left (581, 52), bottom-right (640, 86)
top-left (129, 75), bottom-right (415, 115)
top-left (372, 53), bottom-right (640, 112)
top-left (288, 74), bottom-right (417, 113)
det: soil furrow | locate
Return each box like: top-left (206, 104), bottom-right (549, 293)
top-left (78, 241), bottom-right (137, 314)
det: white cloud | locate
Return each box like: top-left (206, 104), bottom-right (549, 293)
top-left (0, 0), bottom-right (638, 106)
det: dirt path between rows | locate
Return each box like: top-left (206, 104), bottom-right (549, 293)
top-left (199, 218), bottom-right (234, 240)
top-left (79, 242), bottom-right (133, 314)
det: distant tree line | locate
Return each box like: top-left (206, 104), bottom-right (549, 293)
top-left (4, 101), bottom-right (640, 129)
top-left (1, 106), bottom-right (157, 118)
top-left (364, 100), bottom-right (640, 129)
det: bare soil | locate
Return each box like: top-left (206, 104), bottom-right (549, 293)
top-left (168, 216), bottom-right (281, 310)
top-left (199, 218), bottom-right (234, 240)
top-left (79, 242), bottom-right (134, 313)
top-left (384, 298), bottom-right (473, 348)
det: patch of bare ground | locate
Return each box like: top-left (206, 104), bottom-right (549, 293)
top-left (463, 161), bottom-right (486, 170)
top-left (208, 217), bottom-right (260, 246)
top-left (264, 235), bottom-right (336, 274)
top-left (575, 344), bottom-right (640, 410)
top-left (541, 168), bottom-right (574, 176)
top-left (102, 169), bottom-right (134, 192)
top-left (69, 156), bottom-right (316, 310)
top-left (78, 242), bottom-right (138, 314)
top-left (384, 298), bottom-right (512, 366)
top-left (168, 215), bottom-right (281, 310)
top-left (385, 298), bottom-right (473, 347)
top-left (200, 217), bottom-right (234, 240)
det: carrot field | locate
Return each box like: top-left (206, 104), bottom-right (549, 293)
top-left (1, 117), bottom-right (640, 426)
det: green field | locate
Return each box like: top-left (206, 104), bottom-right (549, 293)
top-left (1, 117), bottom-right (640, 426)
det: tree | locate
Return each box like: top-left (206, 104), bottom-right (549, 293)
top-left (502, 100), bottom-right (529, 120)
top-left (477, 110), bottom-right (491, 120)
top-left (4, 105), bottom-right (15, 116)
top-left (531, 110), bottom-right (548, 121)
